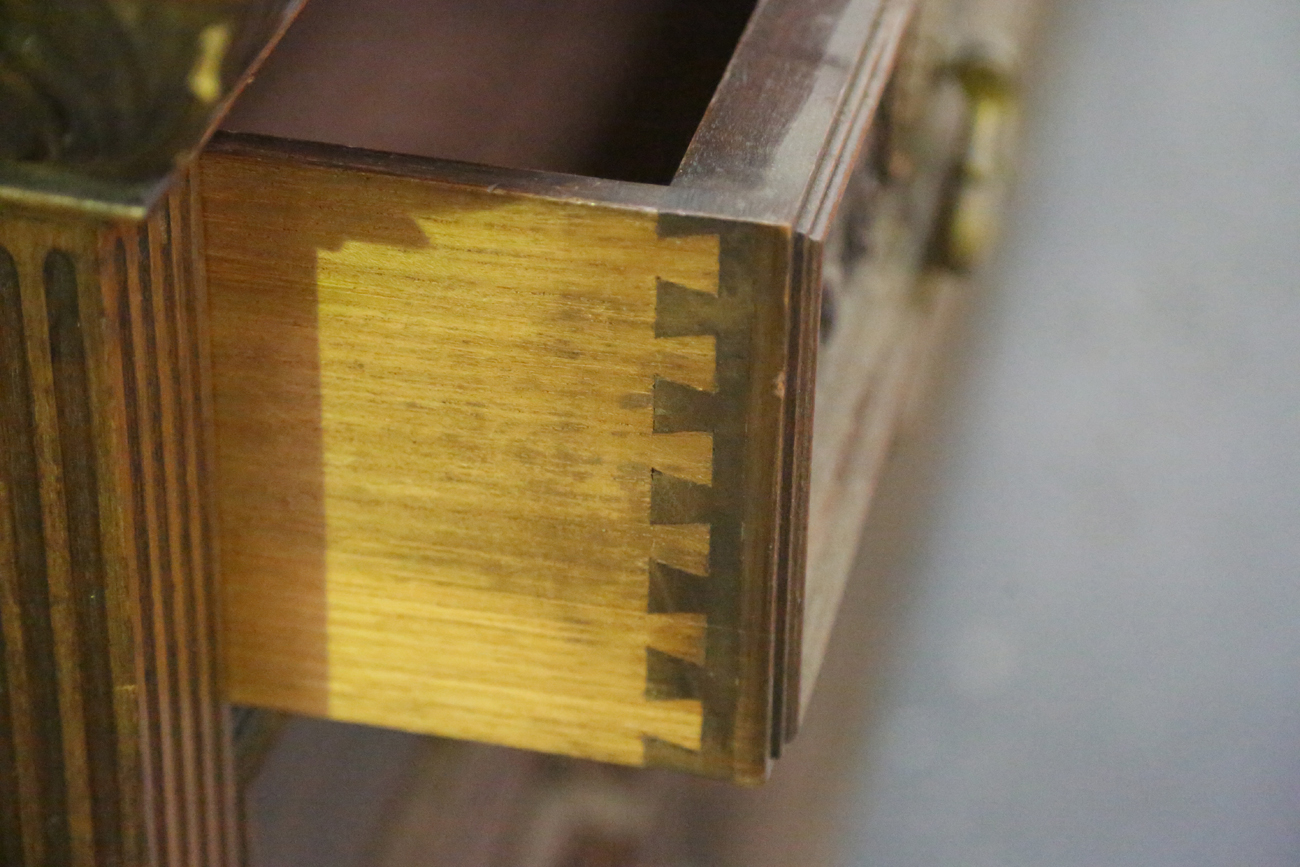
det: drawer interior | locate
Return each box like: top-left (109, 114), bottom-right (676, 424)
top-left (221, 0), bottom-right (758, 184)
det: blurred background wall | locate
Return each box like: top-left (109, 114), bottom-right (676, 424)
top-left (834, 0), bottom-right (1300, 863)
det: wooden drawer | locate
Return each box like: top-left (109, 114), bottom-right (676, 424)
top-left (199, 0), bottom-right (1003, 784)
top-left (0, 2), bottom-right (1028, 821)
top-left (0, 3), bottom-right (1036, 863)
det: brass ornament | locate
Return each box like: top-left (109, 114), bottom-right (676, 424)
top-left (0, 0), bottom-right (301, 217)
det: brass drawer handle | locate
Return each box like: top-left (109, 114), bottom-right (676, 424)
top-left (941, 51), bottom-right (1020, 272)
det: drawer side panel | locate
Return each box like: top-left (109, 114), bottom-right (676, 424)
top-left (202, 150), bottom-right (787, 781)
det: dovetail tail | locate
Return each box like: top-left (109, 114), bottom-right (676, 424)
top-left (648, 560), bottom-right (711, 615)
top-left (655, 214), bottom-right (732, 240)
top-left (654, 279), bottom-right (721, 338)
top-left (641, 736), bottom-right (704, 773)
top-left (649, 470), bottom-right (714, 525)
top-left (646, 648), bottom-right (705, 701)
top-left (652, 377), bottom-right (718, 434)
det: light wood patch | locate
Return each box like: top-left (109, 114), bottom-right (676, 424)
top-left (204, 152), bottom-right (721, 765)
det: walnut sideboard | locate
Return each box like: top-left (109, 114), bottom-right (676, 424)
top-left (0, 0), bottom-right (1034, 863)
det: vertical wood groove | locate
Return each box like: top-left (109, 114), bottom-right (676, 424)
top-left (0, 471), bottom-right (25, 867)
top-left (168, 185), bottom-right (215, 867)
top-left (135, 221), bottom-right (188, 867)
top-left (0, 469), bottom-right (24, 867)
top-left (115, 232), bottom-right (169, 867)
top-left (0, 240), bottom-right (72, 865)
top-left (0, 246), bottom-right (43, 867)
top-left (182, 172), bottom-right (237, 867)
top-left (0, 176), bottom-right (233, 865)
top-left (45, 247), bottom-right (126, 867)
top-left (151, 197), bottom-right (201, 867)
top-left (31, 242), bottom-right (98, 867)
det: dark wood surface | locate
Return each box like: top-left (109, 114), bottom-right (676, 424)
top-left (221, 0), bottom-right (757, 183)
top-left (0, 177), bottom-right (235, 866)
top-left (219, 0), bottom-right (911, 228)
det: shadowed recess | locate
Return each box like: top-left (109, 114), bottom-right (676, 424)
top-left (652, 377), bottom-right (718, 433)
top-left (648, 560), bottom-right (712, 615)
top-left (45, 248), bottom-right (124, 867)
top-left (0, 244), bottom-right (28, 867)
top-left (220, 0), bottom-right (758, 184)
top-left (112, 233), bottom-right (170, 864)
top-left (136, 220), bottom-right (196, 865)
top-left (642, 734), bottom-right (704, 772)
top-left (646, 647), bottom-right (705, 701)
top-left (0, 242), bottom-right (72, 864)
top-left (650, 470), bottom-right (716, 525)
top-left (654, 279), bottom-right (723, 338)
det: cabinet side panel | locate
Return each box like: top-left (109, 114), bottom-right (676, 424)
top-left (0, 179), bottom-right (234, 867)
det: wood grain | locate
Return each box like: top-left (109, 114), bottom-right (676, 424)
top-left (0, 176), bottom-right (234, 866)
top-left (203, 143), bottom-right (788, 782)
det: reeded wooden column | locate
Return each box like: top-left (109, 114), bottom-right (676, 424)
top-left (0, 3), bottom-right (307, 863)
top-left (0, 177), bottom-right (234, 867)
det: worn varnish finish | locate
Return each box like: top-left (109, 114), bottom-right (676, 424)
top-left (0, 177), bottom-right (234, 866)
